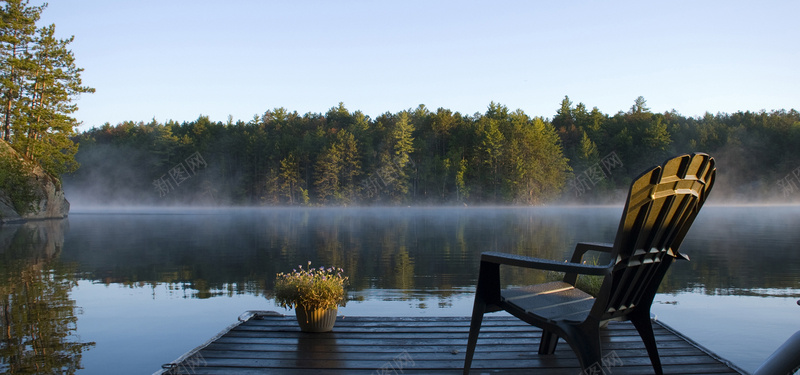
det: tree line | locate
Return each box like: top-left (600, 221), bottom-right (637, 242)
top-left (0, 0), bottom-right (93, 177)
top-left (67, 97), bottom-right (800, 205)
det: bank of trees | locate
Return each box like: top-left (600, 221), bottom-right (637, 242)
top-left (554, 96), bottom-right (800, 201)
top-left (68, 98), bottom-right (800, 205)
top-left (70, 102), bottom-right (571, 205)
top-left (0, 0), bottom-right (93, 177)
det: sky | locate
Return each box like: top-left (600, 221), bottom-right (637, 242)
top-left (38, 1), bottom-right (800, 132)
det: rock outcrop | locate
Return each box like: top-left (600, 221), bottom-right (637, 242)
top-left (0, 141), bottom-right (69, 224)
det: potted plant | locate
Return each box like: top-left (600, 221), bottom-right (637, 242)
top-left (274, 261), bottom-right (348, 332)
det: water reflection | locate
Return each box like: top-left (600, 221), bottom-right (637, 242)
top-left (56, 206), bottom-right (800, 299)
top-left (4, 206), bottom-right (799, 374)
top-left (56, 208), bottom-right (594, 299)
top-left (0, 220), bottom-right (94, 374)
top-left (661, 205), bottom-right (800, 296)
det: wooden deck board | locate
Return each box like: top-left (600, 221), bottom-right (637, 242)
top-left (157, 312), bottom-right (744, 375)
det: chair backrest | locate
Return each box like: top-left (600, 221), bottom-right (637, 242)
top-left (591, 153), bottom-right (716, 321)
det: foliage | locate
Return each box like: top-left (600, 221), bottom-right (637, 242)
top-left (0, 0), bottom-right (93, 178)
top-left (553, 98), bottom-right (800, 202)
top-left (274, 262), bottom-right (349, 310)
top-left (67, 102), bottom-right (573, 205)
top-left (0, 150), bottom-right (37, 215)
top-left (66, 98), bottom-right (800, 205)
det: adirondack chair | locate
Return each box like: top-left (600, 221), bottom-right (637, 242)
top-left (463, 153), bottom-right (716, 375)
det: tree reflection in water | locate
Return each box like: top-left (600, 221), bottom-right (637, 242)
top-left (0, 220), bottom-right (94, 374)
top-left (55, 206), bottom-right (800, 301)
top-left (1, 206), bottom-right (798, 374)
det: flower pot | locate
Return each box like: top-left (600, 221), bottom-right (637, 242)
top-left (295, 306), bottom-right (337, 332)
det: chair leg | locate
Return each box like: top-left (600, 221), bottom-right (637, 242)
top-left (568, 324), bottom-right (603, 372)
top-left (631, 313), bottom-right (663, 375)
top-left (464, 261), bottom-right (500, 375)
top-left (463, 299), bottom-right (486, 375)
top-left (538, 329), bottom-right (559, 354)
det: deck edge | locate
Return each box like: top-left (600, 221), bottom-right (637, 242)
top-left (654, 318), bottom-right (749, 374)
top-left (152, 310), bottom-right (285, 375)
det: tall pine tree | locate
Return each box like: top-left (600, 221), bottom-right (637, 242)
top-left (0, 0), bottom-right (42, 142)
top-left (0, 1), bottom-right (93, 177)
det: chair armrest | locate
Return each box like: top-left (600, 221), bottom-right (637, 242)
top-left (569, 242), bottom-right (613, 264)
top-left (481, 251), bottom-right (612, 276)
top-left (564, 242), bottom-right (613, 285)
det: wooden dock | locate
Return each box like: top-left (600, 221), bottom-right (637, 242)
top-left (157, 311), bottom-right (745, 375)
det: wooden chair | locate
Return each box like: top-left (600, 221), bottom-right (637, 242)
top-left (463, 153), bottom-right (716, 375)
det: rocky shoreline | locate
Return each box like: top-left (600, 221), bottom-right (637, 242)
top-left (0, 141), bottom-right (70, 224)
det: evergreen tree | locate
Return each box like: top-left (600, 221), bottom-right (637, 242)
top-left (337, 130), bottom-right (361, 204)
top-left (0, 2), bottom-right (92, 177)
top-left (279, 153), bottom-right (303, 205)
top-left (314, 137), bottom-right (342, 203)
top-left (505, 112), bottom-right (570, 204)
top-left (630, 95), bottom-right (650, 114)
top-left (476, 105), bottom-right (506, 200)
top-left (0, 0), bottom-right (42, 142)
top-left (553, 96), bottom-right (582, 162)
top-left (384, 111), bottom-right (414, 202)
top-left (579, 131), bottom-right (598, 162)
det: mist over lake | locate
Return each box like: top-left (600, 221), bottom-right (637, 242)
top-left (2, 1), bottom-right (799, 373)
top-left (2, 205), bottom-right (799, 374)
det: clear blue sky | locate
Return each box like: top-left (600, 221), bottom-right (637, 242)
top-left (40, 1), bottom-right (799, 131)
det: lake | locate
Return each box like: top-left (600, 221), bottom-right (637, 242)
top-left (1, 205), bottom-right (799, 374)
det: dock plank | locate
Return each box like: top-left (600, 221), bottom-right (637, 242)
top-left (157, 313), bottom-right (744, 375)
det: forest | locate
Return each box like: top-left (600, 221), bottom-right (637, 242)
top-left (65, 97), bottom-right (800, 206)
top-left (2, 1), bottom-right (800, 207)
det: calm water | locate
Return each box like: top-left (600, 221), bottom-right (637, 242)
top-left (1, 206), bottom-right (799, 374)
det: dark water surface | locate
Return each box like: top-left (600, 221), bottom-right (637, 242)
top-left (1, 206), bottom-right (799, 374)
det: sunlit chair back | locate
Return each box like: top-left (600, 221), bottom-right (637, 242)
top-left (593, 153), bottom-right (716, 322)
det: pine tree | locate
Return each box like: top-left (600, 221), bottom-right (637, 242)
top-left (579, 131), bottom-right (598, 162)
top-left (477, 108), bottom-right (506, 200)
top-left (0, 2), bottom-right (93, 177)
top-left (0, 0), bottom-right (42, 142)
top-left (387, 111), bottom-right (415, 202)
top-left (23, 24), bottom-right (94, 175)
top-left (529, 117), bottom-right (570, 202)
top-left (314, 140), bottom-right (342, 203)
top-left (337, 130), bottom-right (361, 204)
top-left (279, 153), bottom-right (303, 205)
